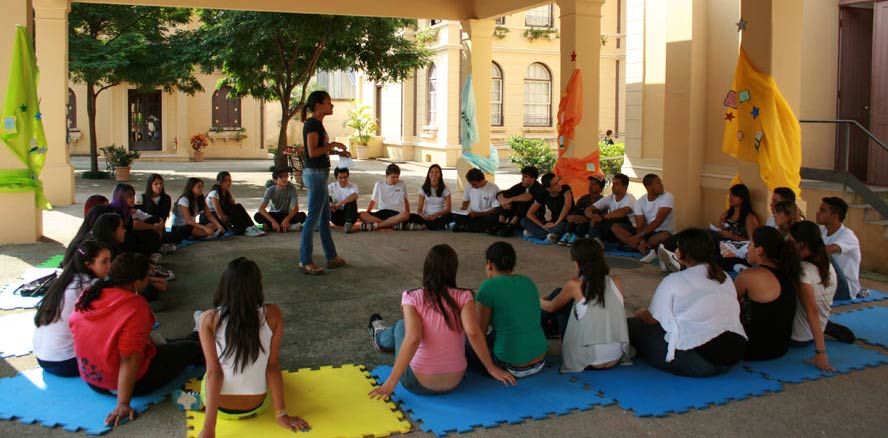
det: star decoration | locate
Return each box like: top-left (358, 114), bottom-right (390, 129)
top-left (736, 18), bottom-right (748, 32)
top-left (750, 106), bottom-right (760, 119)
top-left (19, 104), bottom-right (27, 112)
top-left (570, 51), bottom-right (577, 62)
top-left (35, 112), bottom-right (42, 121)
top-left (725, 112), bottom-right (735, 121)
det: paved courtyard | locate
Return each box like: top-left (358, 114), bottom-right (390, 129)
top-left (0, 156), bottom-right (886, 437)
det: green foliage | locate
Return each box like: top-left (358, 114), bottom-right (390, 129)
top-left (102, 145), bottom-right (141, 167)
top-left (493, 25), bottom-right (510, 39)
top-left (344, 103), bottom-right (378, 146)
top-left (508, 136), bottom-right (556, 173)
top-left (523, 28), bottom-right (559, 42)
top-left (599, 140), bottom-right (625, 176)
top-left (415, 28), bottom-right (440, 46)
top-left (196, 10), bottom-right (432, 167)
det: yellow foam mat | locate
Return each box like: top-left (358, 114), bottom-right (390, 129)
top-left (185, 364), bottom-right (410, 438)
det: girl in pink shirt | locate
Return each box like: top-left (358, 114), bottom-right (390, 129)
top-left (368, 244), bottom-right (515, 397)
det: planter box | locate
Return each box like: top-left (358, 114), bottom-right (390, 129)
top-left (207, 131), bottom-right (246, 142)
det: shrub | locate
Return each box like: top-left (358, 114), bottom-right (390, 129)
top-left (508, 136), bottom-right (556, 173)
top-left (82, 170), bottom-right (110, 180)
top-left (599, 140), bottom-right (625, 176)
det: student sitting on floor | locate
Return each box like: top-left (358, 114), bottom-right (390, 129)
top-left (629, 228), bottom-right (747, 377)
top-left (788, 221), bottom-right (836, 372)
top-left (63, 205), bottom-right (117, 267)
top-left (359, 163), bottom-right (410, 231)
top-left (254, 169), bottom-right (306, 233)
top-left (520, 173), bottom-right (573, 243)
top-left (773, 200), bottom-right (802, 237)
top-left (328, 167), bottom-right (359, 233)
top-left (84, 194), bottom-right (109, 217)
top-left (138, 174), bottom-right (182, 245)
top-left (490, 166), bottom-right (544, 237)
top-left (539, 239), bottom-right (631, 372)
top-left (70, 253), bottom-right (204, 427)
top-left (816, 197), bottom-right (866, 300)
top-left (469, 242), bottom-right (548, 378)
top-left (612, 173), bottom-right (677, 264)
top-left (368, 244), bottom-right (516, 397)
top-left (205, 171), bottom-right (265, 237)
top-left (174, 257), bottom-right (310, 434)
top-left (408, 164), bottom-right (452, 231)
top-left (110, 183), bottom-right (165, 258)
top-left (33, 240), bottom-right (112, 377)
top-left (696, 183), bottom-right (761, 274)
top-left (452, 168), bottom-right (500, 233)
top-left (765, 187), bottom-right (797, 228)
top-left (735, 226), bottom-right (799, 361)
top-left (585, 173), bottom-right (636, 245)
top-left (172, 177), bottom-right (225, 241)
top-left (561, 175), bottom-right (605, 246)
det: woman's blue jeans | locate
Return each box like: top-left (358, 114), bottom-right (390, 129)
top-left (300, 167), bottom-right (337, 265)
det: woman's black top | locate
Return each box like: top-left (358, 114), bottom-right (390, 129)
top-left (140, 193), bottom-right (172, 220)
top-left (740, 265), bottom-right (797, 361)
top-left (302, 118), bottom-right (331, 169)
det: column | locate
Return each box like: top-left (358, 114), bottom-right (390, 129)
top-left (34, 0), bottom-right (75, 206)
top-left (458, 19), bottom-right (495, 187)
top-left (557, 0), bottom-right (605, 159)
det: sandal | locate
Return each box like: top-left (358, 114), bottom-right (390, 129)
top-left (299, 263), bottom-right (325, 275)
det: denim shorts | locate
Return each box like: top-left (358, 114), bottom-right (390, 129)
top-left (399, 366), bottom-right (457, 396)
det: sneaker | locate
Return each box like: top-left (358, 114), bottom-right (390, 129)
top-left (658, 245), bottom-right (681, 273)
top-left (193, 310), bottom-right (203, 332)
top-left (659, 259), bottom-right (668, 272)
top-left (368, 314), bottom-right (388, 352)
top-left (209, 229), bottom-right (223, 239)
top-left (158, 243), bottom-right (178, 255)
top-left (523, 229), bottom-right (534, 238)
top-left (393, 223), bottom-right (403, 231)
top-left (172, 389), bottom-right (203, 411)
top-left (288, 222), bottom-right (303, 232)
top-left (496, 224), bottom-right (514, 237)
top-left (566, 233), bottom-right (579, 247)
top-left (344, 222), bottom-right (354, 234)
top-left (244, 226), bottom-right (266, 237)
top-left (153, 266), bottom-right (175, 281)
top-left (546, 233), bottom-right (560, 243)
top-left (640, 249), bottom-right (658, 263)
top-left (150, 253), bottom-right (163, 265)
top-left (446, 222), bottom-right (457, 231)
top-left (361, 222), bottom-right (373, 231)
top-left (856, 288), bottom-right (871, 299)
top-left (558, 233), bottom-right (572, 246)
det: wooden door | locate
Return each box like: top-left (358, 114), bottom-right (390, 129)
top-left (868, 1), bottom-right (888, 185)
top-left (837, 5), bottom-right (873, 180)
top-left (128, 90), bottom-right (163, 152)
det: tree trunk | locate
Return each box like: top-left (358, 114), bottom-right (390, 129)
top-left (275, 97), bottom-right (291, 169)
top-left (86, 82), bottom-right (99, 173)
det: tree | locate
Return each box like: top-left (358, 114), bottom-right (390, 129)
top-left (195, 11), bottom-right (431, 168)
top-left (68, 4), bottom-right (203, 174)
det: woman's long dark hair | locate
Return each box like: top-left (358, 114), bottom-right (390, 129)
top-left (570, 239), bottom-right (610, 307)
top-left (213, 257), bottom-right (266, 374)
top-left (76, 252), bottom-right (149, 312)
top-left (421, 164), bottom-right (446, 197)
top-left (64, 205), bottom-right (116, 265)
top-left (300, 90), bottom-right (330, 122)
top-left (178, 177), bottom-right (207, 217)
top-left (752, 226), bottom-right (802, 285)
top-left (143, 173), bottom-right (166, 199)
top-left (109, 183), bottom-right (135, 223)
top-left (789, 221), bottom-right (831, 288)
top-left (726, 184), bottom-right (754, 226)
top-left (422, 244), bottom-right (462, 332)
top-left (35, 240), bottom-right (111, 326)
top-left (676, 228), bottom-right (727, 283)
top-left (91, 213), bottom-right (123, 253)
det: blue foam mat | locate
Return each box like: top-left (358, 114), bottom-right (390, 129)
top-left (515, 230), bottom-right (645, 259)
top-left (830, 306), bottom-right (888, 349)
top-left (175, 230), bottom-right (236, 249)
top-left (832, 290), bottom-right (888, 307)
top-left (370, 365), bottom-right (611, 436)
top-left (0, 310), bottom-right (36, 357)
top-left (0, 366), bottom-right (203, 435)
top-left (570, 361), bottom-right (782, 417)
top-left (744, 341), bottom-right (888, 384)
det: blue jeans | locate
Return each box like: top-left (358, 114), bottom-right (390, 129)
top-left (830, 257), bottom-right (851, 301)
top-left (300, 168), bottom-right (337, 265)
top-left (520, 218), bottom-right (568, 239)
top-left (375, 319), bottom-right (449, 395)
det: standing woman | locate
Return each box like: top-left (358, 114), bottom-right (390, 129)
top-left (300, 91), bottom-right (348, 275)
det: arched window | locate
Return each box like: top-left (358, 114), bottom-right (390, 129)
top-left (212, 86), bottom-right (241, 128)
top-left (427, 63), bottom-right (437, 126)
top-left (523, 63), bottom-right (551, 127)
top-left (66, 88), bottom-right (77, 130)
top-left (491, 62), bottom-right (503, 126)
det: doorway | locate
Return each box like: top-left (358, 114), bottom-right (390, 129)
top-left (128, 90), bottom-right (163, 152)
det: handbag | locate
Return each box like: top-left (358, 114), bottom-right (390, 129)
top-left (14, 271), bottom-right (58, 297)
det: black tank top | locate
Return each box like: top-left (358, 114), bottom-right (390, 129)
top-left (740, 265), bottom-right (797, 361)
top-left (302, 118), bottom-right (331, 169)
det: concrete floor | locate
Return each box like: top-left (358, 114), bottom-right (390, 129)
top-left (0, 157), bottom-right (886, 437)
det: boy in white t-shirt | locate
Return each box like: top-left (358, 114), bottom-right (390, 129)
top-left (612, 173), bottom-right (677, 262)
top-left (816, 197), bottom-right (866, 300)
top-left (453, 168), bottom-right (500, 232)
top-left (586, 172), bottom-right (637, 243)
top-left (328, 167), bottom-right (359, 233)
top-left (359, 163), bottom-right (410, 230)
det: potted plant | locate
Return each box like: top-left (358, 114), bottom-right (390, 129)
top-left (191, 133), bottom-right (209, 161)
top-left (344, 102), bottom-right (378, 160)
top-left (102, 145), bottom-right (140, 182)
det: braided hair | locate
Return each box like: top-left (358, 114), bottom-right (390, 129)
top-left (76, 253), bottom-right (149, 312)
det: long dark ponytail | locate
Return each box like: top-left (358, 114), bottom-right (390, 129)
top-left (213, 257), bottom-right (266, 374)
top-left (76, 253), bottom-right (149, 312)
top-left (35, 240), bottom-right (111, 326)
top-left (788, 221), bottom-right (831, 288)
top-left (676, 228), bottom-right (727, 283)
top-left (422, 244), bottom-right (462, 332)
top-left (570, 239), bottom-right (610, 306)
top-left (751, 226), bottom-right (802, 286)
top-left (301, 90), bottom-right (330, 122)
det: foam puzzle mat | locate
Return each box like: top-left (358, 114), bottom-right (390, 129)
top-left (569, 361), bottom-right (782, 417)
top-left (184, 364), bottom-right (409, 438)
top-left (0, 310), bottom-right (36, 357)
top-left (0, 254), bottom-right (64, 310)
top-left (176, 230), bottom-right (237, 249)
top-left (743, 341), bottom-right (888, 384)
top-left (832, 290), bottom-right (888, 307)
top-left (830, 306), bottom-right (888, 349)
top-left (0, 366), bottom-right (203, 435)
top-left (370, 364), bottom-right (612, 436)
